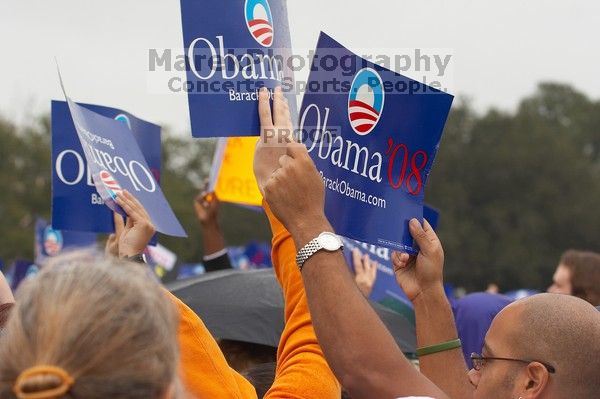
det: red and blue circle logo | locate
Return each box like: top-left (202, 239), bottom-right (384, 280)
top-left (99, 170), bottom-right (123, 200)
top-left (43, 226), bottom-right (63, 256)
top-left (348, 68), bottom-right (385, 135)
top-left (245, 0), bottom-right (274, 47)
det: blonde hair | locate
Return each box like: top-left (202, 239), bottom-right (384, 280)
top-left (0, 252), bottom-right (180, 399)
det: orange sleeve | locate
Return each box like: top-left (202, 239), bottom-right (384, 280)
top-left (168, 290), bottom-right (258, 399)
top-left (263, 203), bottom-right (341, 399)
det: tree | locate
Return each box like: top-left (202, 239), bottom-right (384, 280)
top-left (427, 83), bottom-right (600, 291)
top-left (0, 116), bottom-right (51, 263)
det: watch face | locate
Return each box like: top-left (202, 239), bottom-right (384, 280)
top-left (318, 232), bottom-right (342, 251)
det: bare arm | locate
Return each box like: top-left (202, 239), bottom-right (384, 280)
top-left (263, 205), bottom-right (340, 399)
top-left (255, 87), bottom-right (340, 398)
top-left (412, 289), bottom-right (473, 399)
top-left (393, 222), bottom-right (474, 399)
top-left (289, 215), bottom-right (446, 399)
top-left (254, 87), bottom-right (448, 399)
top-left (194, 192), bottom-right (227, 257)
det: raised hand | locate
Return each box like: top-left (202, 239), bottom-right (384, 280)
top-left (253, 86), bottom-right (295, 196)
top-left (262, 141), bottom-right (327, 243)
top-left (392, 218), bottom-right (444, 302)
top-left (114, 190), bottom-right (156, 258)
top-left (194, 191), bottom-right (220, 227)
top-left (353, 248), bottom-right (378, 297)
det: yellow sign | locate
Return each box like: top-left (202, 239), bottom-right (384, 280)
top-left (213, 137), bottom-right (263, 206)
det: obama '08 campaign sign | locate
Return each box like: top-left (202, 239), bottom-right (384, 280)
top-left (52, 101), bottom-right (162, 234)
top-left (298, 33), bottom-right (453, 254)
top-left (180, 0), bottom-right (297, 137)
top-left (54, 88), bottom-right (186, 237)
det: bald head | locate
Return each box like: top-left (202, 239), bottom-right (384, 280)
top-left (502, 293), bottom-right (600, 398)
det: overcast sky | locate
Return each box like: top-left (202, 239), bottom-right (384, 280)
top-left (1, 0), bottom-right (599, 134)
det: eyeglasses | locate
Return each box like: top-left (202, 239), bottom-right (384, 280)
top-left (470, 352), bottom-right (556, 374)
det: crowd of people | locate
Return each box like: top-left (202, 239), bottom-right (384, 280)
top-left (0, 87), bottom-right (599, 398)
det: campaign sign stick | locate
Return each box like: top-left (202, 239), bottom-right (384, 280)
top-left (62, 98), bottom-right (186, 237)
top-left (299, 33), bottom-right (453, 254)
top-left (34, 218), bottom-right (97, 265)
top-left (180, 0), bottom-right (297, 137)
top-left (52, 100), bottom-right (161, 234)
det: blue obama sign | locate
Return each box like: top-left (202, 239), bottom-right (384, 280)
top-left (34, 218), bottom-right (97, 265)
top-left (179, 0), bottom-right (296, 137)
top-left (52, 101), bottom-right (162, 234)
top-left (56, 98), bottom-right (186, 237)
top-left (298, 32), bottom-right (453, 254)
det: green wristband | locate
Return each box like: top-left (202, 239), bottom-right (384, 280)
top-left (416, 338), bottom-right (462, 357)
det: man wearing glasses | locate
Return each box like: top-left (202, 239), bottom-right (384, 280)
top-left (254, 89), bottom-right (600, 399)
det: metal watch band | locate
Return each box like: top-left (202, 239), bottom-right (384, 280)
top-left (296, 238), bottom-right (322, 271)
top-left (125, 253), bottom-right (146, 264)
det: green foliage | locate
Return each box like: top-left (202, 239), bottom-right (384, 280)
top-left (0, 116), bottom-right (52, 263)
top-left (0, 82), bottom-right (598, 292)
top-left (427, 83), bottom-right (600, 291)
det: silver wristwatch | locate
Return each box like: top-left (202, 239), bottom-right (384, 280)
top-left (296, 232), bottom-right (344, 271)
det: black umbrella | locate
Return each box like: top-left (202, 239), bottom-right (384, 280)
top-left (168, 268), bottom-right (416, 354)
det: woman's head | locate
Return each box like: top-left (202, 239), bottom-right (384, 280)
top-left (0, 253), bottom-right (180, 399)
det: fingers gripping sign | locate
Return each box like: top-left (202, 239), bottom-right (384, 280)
top-left (112, 190), bottom-right (156, 258)
top-left (392, 218), bottom-right (444, 302)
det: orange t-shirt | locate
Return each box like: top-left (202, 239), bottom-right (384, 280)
top-left (171, 204), bottom-right (340, 398)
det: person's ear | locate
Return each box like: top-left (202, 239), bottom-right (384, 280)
top-left (518, 362), bottom-right (550, 399)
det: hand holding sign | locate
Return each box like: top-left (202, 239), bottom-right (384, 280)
top-left (104, 191), bottom-right (156, 258)
top-left (254, 87), bottom-right (293, 195)
top-left (115, 190), bottom-right (156, 258)
top-left (392, 219), bottom-right (444, 302)
top-left (194, 191), bottom-right (220, 227)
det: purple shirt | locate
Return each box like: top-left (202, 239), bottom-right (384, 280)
top-left (452, 292), bottom-right (513, 368)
